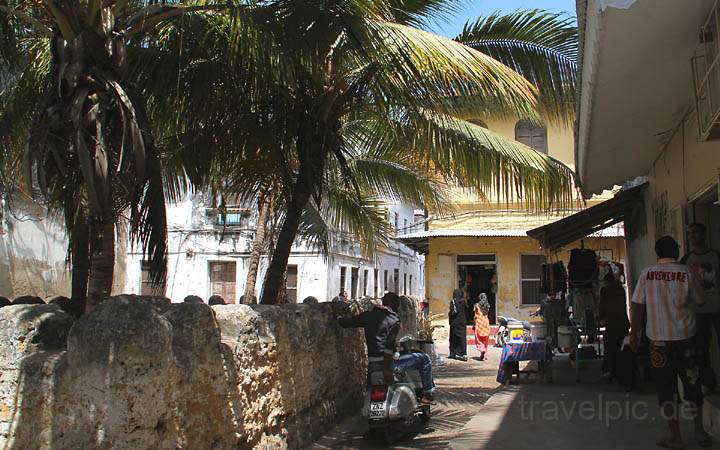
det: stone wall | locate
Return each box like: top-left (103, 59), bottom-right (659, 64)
top-left (0, 296), bottom-right (366, 449)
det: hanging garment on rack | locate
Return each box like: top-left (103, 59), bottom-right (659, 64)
top-left (568, 248), bottom-right (598, 288)
top-left (573, 288), bottom-right (597, 328)
top-left (552, 261), bottom-right (568, 293)
top-left (540, 264), bottom-right (551, 294)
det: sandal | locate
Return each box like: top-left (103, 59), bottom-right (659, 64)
top-left (696, 431), bottom-right (712, 448)
top-left (656, 436), bottom-right (684, 450)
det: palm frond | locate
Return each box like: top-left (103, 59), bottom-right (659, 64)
top-left (455, 9), bottom-right (577, 123)
top-left (363, 111), bottom-right (577, 210)
top-left (346, 18), bottom-right (540, 120)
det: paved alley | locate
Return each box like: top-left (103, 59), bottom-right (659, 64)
top-left (310, 343), bottom-right (715, 450)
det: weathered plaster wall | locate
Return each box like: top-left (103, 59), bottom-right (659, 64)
top-left (482, 117), bottom-right (575, 169)
top-left (0, 297), bottom-right (366, 449)
top-left (124, 194), bottom-right (425, 302)
top-left (427, 235), bottom-right (626, 321)
top-left (0, 198), bottom-right (70, 299)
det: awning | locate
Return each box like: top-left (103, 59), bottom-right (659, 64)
top-left (575, 0), bottom-right (714, 195)
top-left (526, 183), bottom-right (647, 250)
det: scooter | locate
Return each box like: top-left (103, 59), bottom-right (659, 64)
top-left (363, 336), bottom-right (431, 443)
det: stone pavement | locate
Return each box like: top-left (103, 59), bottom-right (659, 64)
top-left (450, 354), bottom-right (711, 450)
top-left (310, 340), bottom-right (718, 450)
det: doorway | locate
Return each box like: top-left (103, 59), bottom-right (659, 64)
top-left (457, 254), bottom-right (497, 324)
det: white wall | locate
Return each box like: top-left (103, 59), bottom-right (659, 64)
top-left (124, 194), bottom-right (425, 303)
top-left (0, 196), bottom-right (71, 299)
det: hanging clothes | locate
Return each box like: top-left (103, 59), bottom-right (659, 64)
top-left (568, 248), bottom-right (598, 288)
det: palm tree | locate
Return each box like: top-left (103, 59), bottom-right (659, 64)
top-left (455, 9), bottom-right (578, 122)
top-left (2, 2), bottom-right (578, 307)
top-left (146, 2), bottom-right (576, 304)
top-left (0, 1), bottom-right (246, 310)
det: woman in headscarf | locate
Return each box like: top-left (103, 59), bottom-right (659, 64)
top-left (474, 293), bottom-right (491, 361)
top-left (449, 288), bottom-right (468, 361)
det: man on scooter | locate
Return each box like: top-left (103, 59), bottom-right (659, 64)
top-left (338, 292), bottom-right (437, 405)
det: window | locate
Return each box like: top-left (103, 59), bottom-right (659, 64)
top-left (403, 218), bottom-right (408, 231)
top-left (140, 261), bottom-right (165, 296)
top-left (403, 273), bottom-right (407, 295)
top-left (409, 274), bottom-right (413, 294)
top-left (216, 208), bottom-right (249, 227)
top-left (384, 270), bottom-right (389, 293)
top-left (394, 212), bottom-right (399, 230)
top-left (515, 120), bottom-right (548, 153)
top-left (351, 267), bottom-right (359, 299)
top-left (520, 255), bottom-right (547, 305)
top-left (210, 261), bottom-right (236, 303)
top-left (286, 265), bottom-right (298, 303)
top-left (340, 266), bottom-right (347, 294)
top-left (363, 269), bottom-right (369, 296)
top-left (394, 269), bottom-right (400, 294)
top-left (374, 269), bottom-right (379, 298)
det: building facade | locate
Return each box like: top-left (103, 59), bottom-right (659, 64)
top-left (574, 0), bottom-right (720, 396)
top-left (123, 194), bottom-right (425, 303)
top-left (399, 117), bottom-right (626, 322)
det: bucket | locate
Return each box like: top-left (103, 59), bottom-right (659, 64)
top-left (529, 323), bottom-right (547, 342)
top-left (558, 325), bottom-right (576, 348)
top-left (508, 322), bottom-right (525, 343)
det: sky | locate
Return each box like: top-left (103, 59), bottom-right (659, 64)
top-left (428, 0), bottom-right (577, 38)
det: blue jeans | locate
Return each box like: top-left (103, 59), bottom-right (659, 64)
top-left (394, 352), bottom-right (436, 394)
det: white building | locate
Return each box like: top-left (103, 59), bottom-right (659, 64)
top-left (0, 195), bottom-right (70, 299)
top-left (123, 193), bottom-right (425, 303)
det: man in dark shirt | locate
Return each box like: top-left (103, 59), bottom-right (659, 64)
top-left (681, 222), bottom-right (720, 392)
top-left (339, 292), bottom-right (436, 404)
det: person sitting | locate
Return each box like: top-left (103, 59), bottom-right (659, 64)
top-left (338, 292), bottom-right (436, 405)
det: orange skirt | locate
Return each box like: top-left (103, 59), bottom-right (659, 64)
top-left (475, 313), bottom-right (491, 352)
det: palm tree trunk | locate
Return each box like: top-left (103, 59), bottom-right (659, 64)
top-left (71, 213), bottom-right (89, 311)
top-left (86, 214), bottom-right (115, 310)
top-left (243, 196), bottom-right (272, 304)
top-left (260, 123), bottom-right (325, 305)
top-left (259, 186), bottom-right (310, 304)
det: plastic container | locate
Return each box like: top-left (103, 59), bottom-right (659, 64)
top-left (529, 323), bottom-right (547, 341)
top-left (558, 325), bottom-right (576, 348)
top-left (508, 322), bottom-right (525, 343)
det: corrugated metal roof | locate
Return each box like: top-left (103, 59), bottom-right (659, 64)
top-left (395, 226), bottom-right (624, 254)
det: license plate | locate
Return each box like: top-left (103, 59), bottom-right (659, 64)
top-left (369, 402), bottom-right (386, 418)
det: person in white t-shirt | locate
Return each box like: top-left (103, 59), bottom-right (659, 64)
top-left (630, 236), bottom-right (711, 449)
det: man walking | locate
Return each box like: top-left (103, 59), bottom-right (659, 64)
top-left (681, 222), bottom-right (720, 392)
top-left (630, 236), bottom-right (710, 449)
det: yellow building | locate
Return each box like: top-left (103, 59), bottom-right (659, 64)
top-left (399, 117), bottom-right (626, 322)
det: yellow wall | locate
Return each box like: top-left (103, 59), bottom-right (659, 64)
top-left (482, 117), bottom-right (575, 169)
top-left (427, 235), bottom-right (626, 321)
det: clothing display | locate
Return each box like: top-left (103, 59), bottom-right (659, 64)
top-left (568, 248), bottom-right (598, 288)
top-left (572, 288), bottom-right (596, 329)
top-left (541, 261), bottom-right (568, 294)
